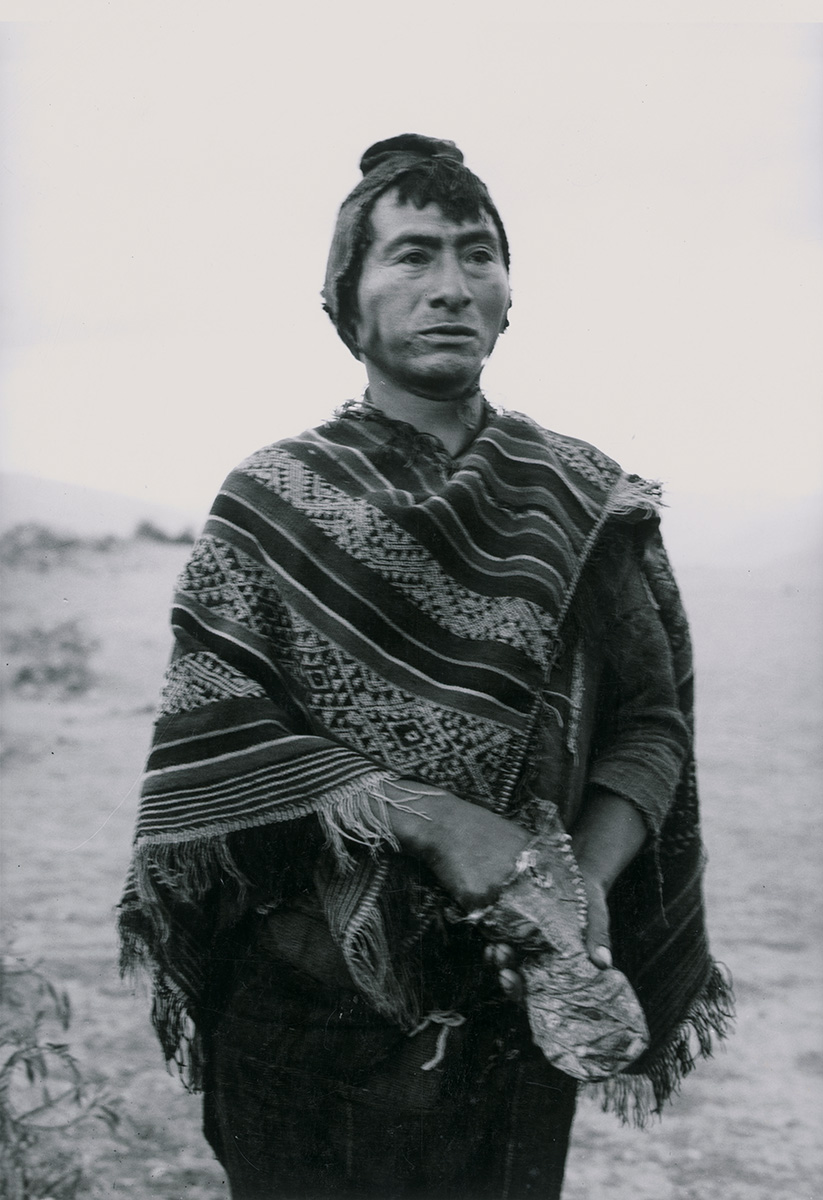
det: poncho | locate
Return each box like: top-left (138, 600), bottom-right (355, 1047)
top-left (119, 400), bottom-right (733, 1122)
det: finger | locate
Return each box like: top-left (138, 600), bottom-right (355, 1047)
top-left (484, 942), bottom-right (516, 969)
top-left (584, 893), bottom-right (612, 970)
top-left (483, 943), bottom-right (512, 968)
top-left (498, 968), bottom-right (523, 1002)
top-left (590, 945), bottom-right (612, 969)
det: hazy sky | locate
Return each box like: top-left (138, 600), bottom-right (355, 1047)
top-left (2, 14), bottom-right (821, 516)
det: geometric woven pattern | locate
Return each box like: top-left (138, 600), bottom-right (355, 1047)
top-left (283, 608), bottom-right (516, 808)
top-left (158, 649), bottom-right (267, 716)
top-left (243, 443), bottom-right (558, 667)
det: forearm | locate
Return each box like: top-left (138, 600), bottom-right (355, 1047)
top-left (570, 788), bottom-right (648, 894)
top-left (377, 777), bottom-right (532, 910)
top-left (378, 778), bottom-right (460, 854)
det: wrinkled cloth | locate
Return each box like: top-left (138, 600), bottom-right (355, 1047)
top-left (470, 821), bottom-right (649, 1081)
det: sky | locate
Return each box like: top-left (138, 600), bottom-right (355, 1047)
top-left (2, 12), bottom-right (821, 519)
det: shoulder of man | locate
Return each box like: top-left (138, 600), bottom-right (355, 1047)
top-left (219, 422), bottom-right (331, 490)
top-left (496, 407), bottom-right (663, 522)
top-left (493, 407), bottom-right (622, 484)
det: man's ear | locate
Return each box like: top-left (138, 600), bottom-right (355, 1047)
top-left (342, 309), bottom-right (362, 358)
top-left (343, 297), bottom-right (362, 357)
top-left (500, 296), bottom-right (512, 334)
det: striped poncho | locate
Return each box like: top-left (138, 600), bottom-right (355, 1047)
top-left (119, 400), bottom-right (732, 1120)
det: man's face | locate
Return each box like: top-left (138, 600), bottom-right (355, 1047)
top-left (353, 190), bottom-right (511, 399)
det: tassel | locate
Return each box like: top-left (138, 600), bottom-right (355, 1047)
top-left (316, 773), bottom-right (402, 869)
top-left (408, 1011), bottom-right (466, 1071)
top-left (607, 474), bottom-right (663, 519)
top-left (322, 853), bottom-right (420, 1030)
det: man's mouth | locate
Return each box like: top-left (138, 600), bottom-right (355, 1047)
top-left (419, 325), bottom-right (477, 339)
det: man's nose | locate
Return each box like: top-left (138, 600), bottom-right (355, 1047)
top-left (427, 254), bottom-right (472, 309)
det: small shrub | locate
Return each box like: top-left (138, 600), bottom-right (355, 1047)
top-left (133, 520), bottom-right (194, 545)
top-left (0, 949), bottom-right (121, 1200)
top-left (3, 621), bottom-right (98, 699)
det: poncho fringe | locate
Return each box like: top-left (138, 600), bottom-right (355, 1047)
top-left (587, 961), bottom-right (735, 1125)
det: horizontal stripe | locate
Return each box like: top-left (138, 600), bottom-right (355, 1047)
top-left (280, 429), bottom-right (596, 606)
top-left (207, 489), bottom-right (541, 723)
top-left (150, 718), bottom-right (295, 757)
top-left (143, 738), bottom-right (374, 799)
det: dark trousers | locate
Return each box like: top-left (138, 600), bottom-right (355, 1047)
top-left (203, 946), bottom-right (577, 1200)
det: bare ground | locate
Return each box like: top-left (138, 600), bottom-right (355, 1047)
top-left (2, 540), bottom-right (821, 1199)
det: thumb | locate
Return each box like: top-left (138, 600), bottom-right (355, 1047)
top-left (584, 883), bottom-right (612, 970)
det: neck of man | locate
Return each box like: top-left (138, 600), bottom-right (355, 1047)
top-left (362, 368), bottom-right (485, 458)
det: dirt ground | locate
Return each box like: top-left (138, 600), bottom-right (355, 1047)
top-left (2, 537), bottom-right (821, 1199)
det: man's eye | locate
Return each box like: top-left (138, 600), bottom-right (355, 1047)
top-left (399, 250), bottom-right (429, 265)
top-left (467, 247), bottom-right (494, 263)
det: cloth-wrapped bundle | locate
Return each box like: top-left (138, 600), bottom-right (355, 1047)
top-left (469, 815), bottom-right (649, 1081)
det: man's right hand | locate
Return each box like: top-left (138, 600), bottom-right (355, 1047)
top-left (381, 779), bottom-right (532, 912)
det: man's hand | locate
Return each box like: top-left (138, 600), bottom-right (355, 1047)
top-left (380, 780), bottom-right (533, 1000)
top-left (572, 789), bottom-right (649, 970)
top-left (382, 779), bottom-right (532, 911)
top-left (382, 780), bottom-right (649, 989)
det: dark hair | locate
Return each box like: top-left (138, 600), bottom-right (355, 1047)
top-left (323, 135), bottom-right (510, 357)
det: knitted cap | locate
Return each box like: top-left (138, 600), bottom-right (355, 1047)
top-left (322, 134), bottom-right (509, 358)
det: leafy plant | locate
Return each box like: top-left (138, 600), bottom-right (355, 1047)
top-left (0, 949), bottom-right (121, 1200)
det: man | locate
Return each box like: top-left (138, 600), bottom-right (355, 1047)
top-left (120, 135), bottom-right (732, 1199)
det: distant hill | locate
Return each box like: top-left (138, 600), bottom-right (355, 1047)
top-left (0, 472), bottom-right (205, 540)
top-left (1, 471), bottom-right (820, 575)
